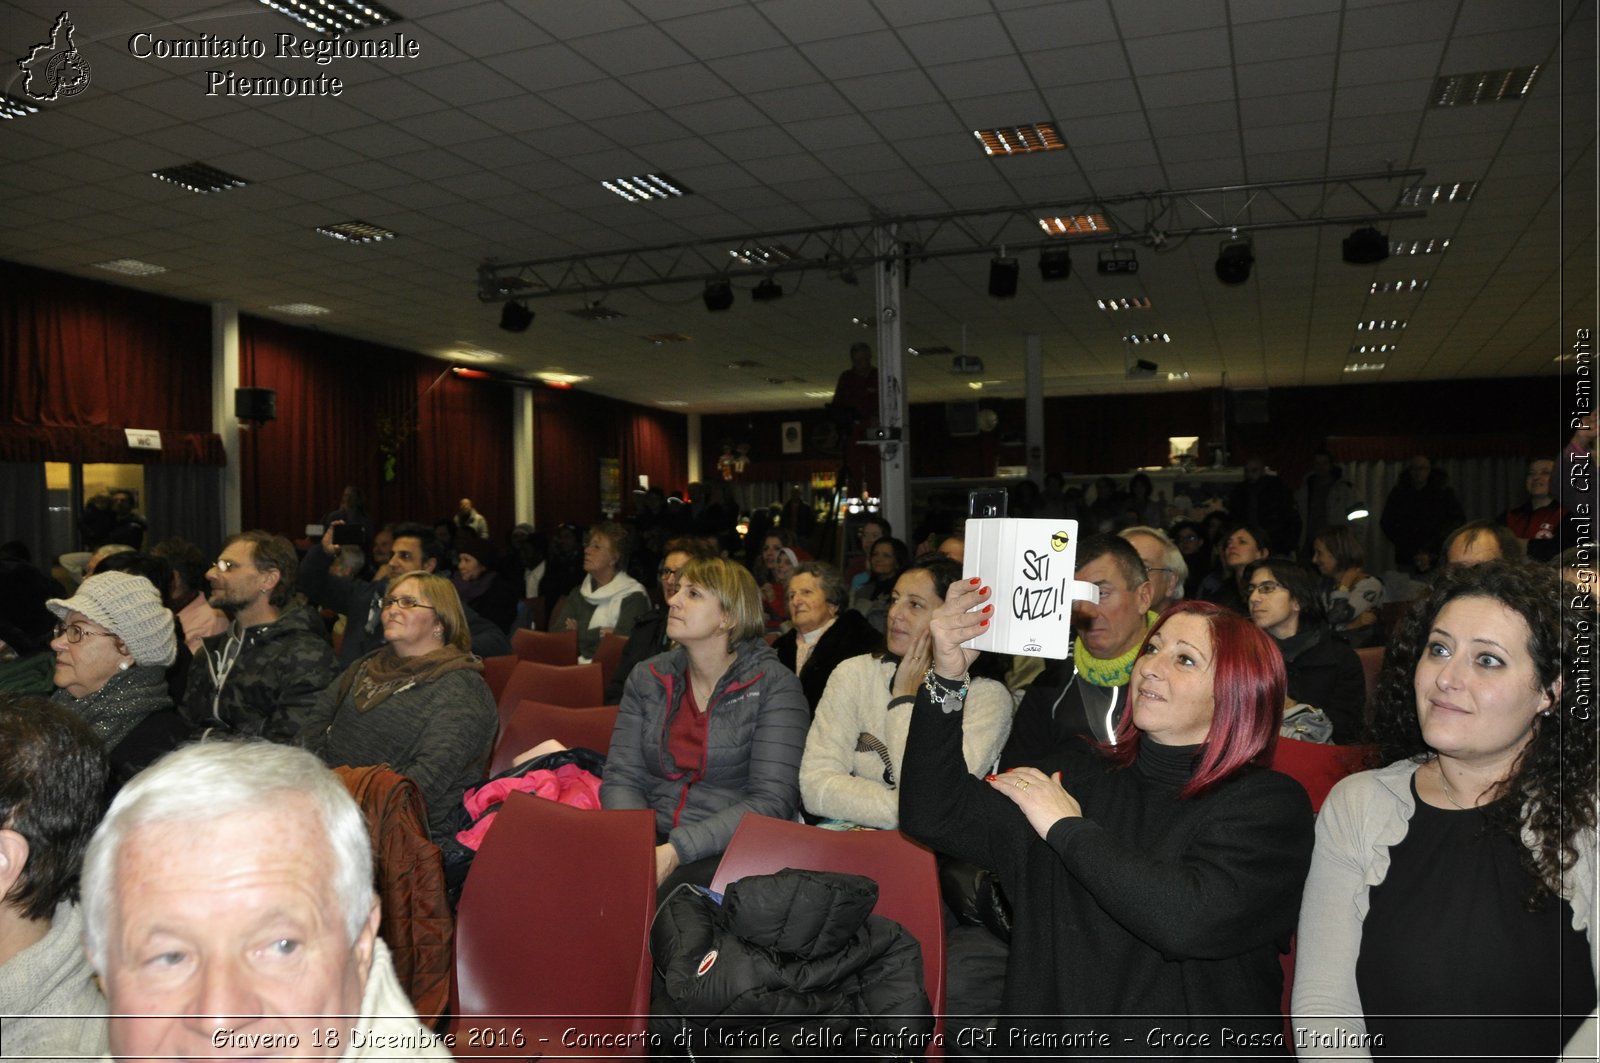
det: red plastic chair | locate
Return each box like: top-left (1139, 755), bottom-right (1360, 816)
top-left (450, 792), bottom-right (656, 1056)
top-left (1270, 739), bottom-right (1371, 813)
top-left (495, 661), bottom-right (606, 733)
top-left (480, 655), bottom-right (518, 704)
top-left (710, 815), bottom-right (947, 1058)
top-left (490, 700), bottom-right (620, 776)
top-left (592, 631), bottom-right (628, 691)
top-left (512, 627), bottom-right (579, 666)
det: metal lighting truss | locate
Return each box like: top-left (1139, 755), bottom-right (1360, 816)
top-left (476, 168), bottom-right (1428, 301)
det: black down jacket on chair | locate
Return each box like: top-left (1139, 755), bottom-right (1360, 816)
top-left (650, 868), bottom-right (933, 1059)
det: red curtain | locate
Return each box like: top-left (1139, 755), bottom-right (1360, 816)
top-left (534, 389), bottom-right (688, 527)
top-left (0, 259), bottom-right (216, 462)
top-left (238, 317), bottom-right (513, 539)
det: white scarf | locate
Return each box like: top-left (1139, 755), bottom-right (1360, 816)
top-left (579, 571), bottom-right (647, 631)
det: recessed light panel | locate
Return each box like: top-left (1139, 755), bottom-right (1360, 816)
top-left (268, 303), bottom-right (330, 316)
top-left (1039, 213), bottom-right (1112, 237)
top-left (1, 92), bottom-right (40, 119)
top-left (152, 162), bottom-right (249, 193)
top-left (1356, 320), bottom-right (1406, 331)
top-left (973, 122), bottom-right (1064, 156)
top-left (1391, 238), bottom-right (1450, 256)
top-left (256, 0), bottom-right (400, 35)
top-left (1398, 181), bottom-right (1478, 207)
top-left (1370, 280), bottom-right (1430, 294)
top-left (93, 259), bottom-right (167, 276)
top-left (728, 243), bottom-right (794, 266)
top-left (1097, 297), bottom-right (1152, 311)
top-left (657, 400), bottom-right (690, 407)
top-left (602, 174), bottom-right (689, 202)
top-left (1430, 66), bottom-right (1540, 106)
top-left (534, 370), bottom-right (590, 385)
top-left (1351, 344), bottom-right (1399, 354)
top-left (1123, 333), bottom-right (1171, 344)
top-left (1344, 362), bottom-right (1386, 373)
top-left (316, 220), bottom-right (395, 243)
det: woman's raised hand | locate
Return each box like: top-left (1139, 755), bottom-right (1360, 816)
top-left (928, 576), bottom-right (990, 679)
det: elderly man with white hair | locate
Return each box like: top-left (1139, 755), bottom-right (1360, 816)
top-left (1119, 525), bottom-right (1187, 615)
top-left (81, 740), bottom-right (450, 1062)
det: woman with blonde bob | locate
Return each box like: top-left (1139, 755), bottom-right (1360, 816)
top-left (601, 557), bottom-right (808, 895)
top-left (300, 571), bottom-right (497, 844)
top-left (901, 592), bottom-right (1314, 1051)
top-left (1294, 561), bottom-right (1597, 1060)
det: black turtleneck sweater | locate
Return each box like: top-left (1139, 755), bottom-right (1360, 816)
top-left (901, 690), bottom-right (1314, 1058)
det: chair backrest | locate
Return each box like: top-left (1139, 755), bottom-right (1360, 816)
top-left (480, 654), bottom-right (518, 704)
top-left (496, 660), bottom-right (606, 732)
top-left (592, 631), bottom-right (629, 690)
top-left (709, 815), bottom-right (946, 1058)
top-left (1270, 739), bottom-right (1371, 813)
top-left (491, 700), bottom-right (620, 775)
top-left (449, 792), bottom-right (656, 1055)
top-left (1356, 646), bottom-right (1384, 731)
top-left (512, 626), bottom-right (579, 665)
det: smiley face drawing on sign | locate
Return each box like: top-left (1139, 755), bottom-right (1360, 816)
top-left (1050, 529), bottom-right (1071, 553)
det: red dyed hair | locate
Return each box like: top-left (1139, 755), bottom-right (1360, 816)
top-left (1106, 600), bottom-right (1285, 798)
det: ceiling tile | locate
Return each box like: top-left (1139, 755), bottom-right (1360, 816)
top-left (568, 24), bottom-right (697, 75)
top-left (621, 63), bottom-right (736, 109)
top-left (747, 82), bottom-right (854, 122)
top-left (1024, 43), bottom-right (1132, 88)
top-left (758, 0), bottom-right (890, 44)
top-left (659, 6), bottom-right (790, 58)
top-left (1125, 28), bottom-right (1232, 75)
top-left (1109, 0), bottom-right (1228, 38)
top-left (414, 5), bottom-right (549, 55)
top-left (482, 45), bottom-right (605, 92)
top-left (540, 80), bottom-right (653, 121)
top-left (897, 14), bottom-right (1018, 65)
top-left (800, 32), bottom-right (918, 80)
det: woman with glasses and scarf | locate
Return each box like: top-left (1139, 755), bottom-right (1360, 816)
top-left (46, 571), bottom-right (193, 791)
top-left (300, 571), bottom-right (496, 845)
top-left (601, 557), bottom-right (808, 899)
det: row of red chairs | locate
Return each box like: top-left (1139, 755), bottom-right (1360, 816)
top-left (509, 628), bottom-right (628, 685)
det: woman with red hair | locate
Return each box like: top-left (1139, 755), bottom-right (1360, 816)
top-left (902, 591), bottom-right (1315, 1053)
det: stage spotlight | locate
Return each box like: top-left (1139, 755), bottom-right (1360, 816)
top-left (988, 256), bottom-right (1019, 298)
top-left (703, 280), bottom-right (734, 312)
top-left (499, 299), bottom-right (534, 332)
top-left (751, 277), bottom-right (784, 302)
top-left (1214, 238), bottom-right (1254, 285)
top-left (1038, 248), bottom-right (1072, 281)
top-left (1342, 226), bottom-right (1390, 264)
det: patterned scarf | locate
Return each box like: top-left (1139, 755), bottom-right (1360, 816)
top-left (346, 645), bottom-right (480, 713)
top-left (52, 664), bottom-right (172, 748)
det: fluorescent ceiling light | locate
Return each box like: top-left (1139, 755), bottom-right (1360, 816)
top-left (1166, 371), bottom-right (1190, 382)
top-left (1370, 280), bottom-right (1430, 294)
top-left (268, 303), bottom-right (330, 316)
top-left (1, 92), bottom-right (41, 119)
top-left (1356, 320), bottom-right (1406, 331)
top-left (1398, 181), bottom-right (1478, 207)
top-left (93, 259), bottom-right (167, 276)
top-left (1123, 333), bottom-right (1171, 344)
top-left (1431, 66), bottom-right (1540, 106)
top-left (1039, 213), bottom-right (1112, 237)
top-left (803, 390), bottom-right (834, 399)
top-left (1098, 297), bottom-right (1152, 311)
top-left (1391, 238), bottom-right (1450, 256)
top-left (533, 369), bottom-right (590, 385)
top-left (255, 0), bottom-right (400, 35)
top-left (728, 243), bottom-right (794, 266)
top-left (316, 220), bottom-right (395, 243)
top-left (973, 122), bottom-right (1064, 156)
top-left (602, 174), bottom-right (688, 202)
top-left (1351, 343), bottom-right (1400, 354)
top-left (448, 343), bottom-right (503, 362)
top-left (657, 400), bottom-right (690, 407)
top-left (151, 162), bottom-right (248, 193)
top-left (1343, 362), bottom-right (1386, 373)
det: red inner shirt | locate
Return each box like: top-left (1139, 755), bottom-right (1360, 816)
top-left (665, 679), bottom-right (711, 825)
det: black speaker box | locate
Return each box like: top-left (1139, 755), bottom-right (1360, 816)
top-left (235, 387), bottom-right (277, 422)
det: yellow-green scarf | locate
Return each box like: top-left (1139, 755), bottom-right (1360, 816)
top-left (1074, 611), bottom-right (1159, 687)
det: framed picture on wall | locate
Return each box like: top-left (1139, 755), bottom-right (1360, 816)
top-left (781, 421), bottom-right (802, 454)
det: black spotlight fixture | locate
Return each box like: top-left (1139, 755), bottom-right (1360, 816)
top-left (751, 276), bottom-right (784, 302)
top-left (1038, 248), bottom-right (1072, 281)
top-left (988, 256), bottom-right (1019, 298)
top-left (703, 279), bottom-right (734, 312)
top-left (1214, 237), bottom-right (1254, 285)
top-left (1342, 226), bottom-right (1390, 264)
top-left (499, 299), bottom-right (534, 332)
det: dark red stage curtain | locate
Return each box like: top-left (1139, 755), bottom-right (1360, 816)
top-left (0, 259), bottom-right (215, 461)
top-left (534, 389), bottom-right (687, 527)
top-left (238, 317), bottom-right (513, 540)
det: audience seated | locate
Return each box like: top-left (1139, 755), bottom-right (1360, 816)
top-left (1001, 534), bottom-right (1155, 769)
top-left (1226, 458), bottom-right (1301, 561)
top-left (182, 531), bottom-right (338, 743)
top-left (760, 546), bottom-right (797, 632)
top-left (46, 572), bottom-right (195, 788)
top-left (450, 532), bottom-right (518, 634)
top-left (302, 520), bottom-right (511, 664)
top-left (773, 562), bottom-right (879, 714)
top-left (1169, 519), bottom-right (1214, 600)
top-left (600, 557), bottom-right (807, 898)
top-left (81, 741), bottom-right (451, 1061)
top-left (1311, 525), bottom-right (1384, 648)
top-left (148, 537), bottom-right (227, 655)
top-left (800, 557), bottom-right (1012, 828)
top-left (1294, 449), bottom-right (1361, 557)
top-left (1120, 525), bottom-right (1187, 614)
top-left (1499, 456), bottom-right (1563, 562)
top-left (0, 694), bottom-right (110, 1060)
top-left (604, 537), bottom-right (715, 704)
top-left (1443, 518), bottom-right (1524, 566)
top-left (1195, 522), bottom-right (1270, 614)
top-left (301, 572), bottom-right (496, 846)
top-left (848, 535), bottom-right (909, 634)
top-left (1242, 559), bottom-right (1365, 744)
top-left (1381, 454), bottom-right (1465, 574)
top-left (551, 522), bottom-right (650, 662)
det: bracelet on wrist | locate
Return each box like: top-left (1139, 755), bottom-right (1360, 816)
top-left (923, 667), bottom-right (970, 713)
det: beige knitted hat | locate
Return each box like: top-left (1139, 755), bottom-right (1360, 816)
top-left (47, 571), bottom-right (177, 668)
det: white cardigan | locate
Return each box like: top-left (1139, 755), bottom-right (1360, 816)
top-left (1292, 758), bottom-right (1598, 1060)
top-left (799, 653), bottom-right (1014, 829)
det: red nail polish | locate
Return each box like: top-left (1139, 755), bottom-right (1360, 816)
top-left (983, 774), bottom-right (997, 781)
top-left (980, 618), bottom-right (989, 627)
top-left (982, 604), bottom-right (993, 614)
top-left (969, 577), bottom-right (981, 585)
top-left (980, 586), bottom-right (990, 595)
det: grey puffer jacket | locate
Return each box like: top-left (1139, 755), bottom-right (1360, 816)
top-left (600, 638), bottom-right (807, 864)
